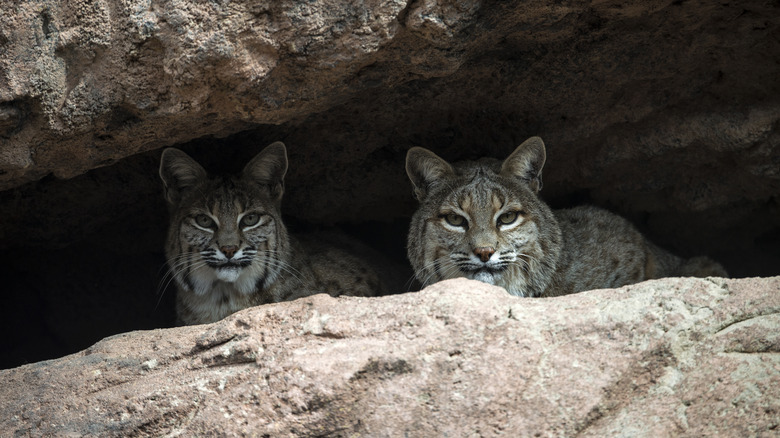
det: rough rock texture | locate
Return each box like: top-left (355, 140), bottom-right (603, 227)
top-left (1, 0), bottom-right (779, 212)
top-left (0, 0), bottom-right (779, 368)
top-left (1, 277), bottom-right (778, 436)
top-left (0, 0), bottom-right (445, 186)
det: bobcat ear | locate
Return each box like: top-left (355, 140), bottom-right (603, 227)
top-left (405, 147), bottom-right (455, 201)
top-left (500, 136), bottom-right (547, 192)
top-left (159, 148), bottom-right (208, 205)
top-left (243, 141), bottom-right (288, 200)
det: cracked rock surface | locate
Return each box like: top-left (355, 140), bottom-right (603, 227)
top-left (1, 277), bottom-right (778, 436)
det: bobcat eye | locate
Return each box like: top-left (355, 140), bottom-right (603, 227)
top-left (498, 211), bottom-right (519, 226)
top-left (195, 214), bottom-right (214, 228)
top-left (241, 213), bottom-right (260, 227)
top-left (444, 213), bottom-right (467, 228)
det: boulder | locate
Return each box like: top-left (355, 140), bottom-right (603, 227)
top-left (1, 277), bottom-right (778, 436)
top-left (0, 0), bottom-right (465, 187)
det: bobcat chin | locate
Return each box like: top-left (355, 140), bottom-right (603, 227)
top-left (160, 142), bottom-right (388, 325)
top-left (405, 136), bottom-right (727, 297)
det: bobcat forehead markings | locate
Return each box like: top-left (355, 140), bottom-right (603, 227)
top-left (405, 136), bottom-right (727, 297)
top-left (160, 142), bottom-right (387, 325)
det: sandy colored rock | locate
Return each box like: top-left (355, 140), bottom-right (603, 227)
top-left (1, 276), bottom-right (778, 436)
top-left (0, 0), bottom-right (414, 187)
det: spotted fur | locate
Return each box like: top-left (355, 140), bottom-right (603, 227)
top-left (160, 142), bottom-right (385, 325)
top-left (405, 137), bottom-right (728, 297)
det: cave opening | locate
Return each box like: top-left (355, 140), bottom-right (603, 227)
top-left (1, 114), bottom-right (778, 369)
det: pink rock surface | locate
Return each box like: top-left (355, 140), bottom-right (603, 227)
top-left (1, 276), bottom-right (778, 436)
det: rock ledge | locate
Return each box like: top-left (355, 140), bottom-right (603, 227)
top-left (1, 276), bottom-right (778, 436)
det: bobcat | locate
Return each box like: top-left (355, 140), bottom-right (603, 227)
top-left (160, 142), bottom-right (387, 325)
top-left (405, 136), bottom-right (727, 297)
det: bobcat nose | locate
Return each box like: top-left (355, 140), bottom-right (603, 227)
top-left (473, 246), bottom-right (495, 262)
top-left (220, 245), bottom-right (239, 259)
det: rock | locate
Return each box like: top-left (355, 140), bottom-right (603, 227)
top-left (1, 0), bottom-right (778, 251)
top-left (1, 0), bottom-right (779, 205)
top-left (0, 0), bottom-right (434, 188)
top-left (1, 0), bottom-right (779, 387)
top-left (1, 277), bottom-right (778, 436)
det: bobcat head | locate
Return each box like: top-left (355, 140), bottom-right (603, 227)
top-left (159, 142), bottom-right (290, 297)
top-left (405, 137), bottom-right (562, 297)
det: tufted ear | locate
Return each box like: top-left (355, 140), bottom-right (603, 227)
top-left (405, 147), bottom-right (455, 201)
top-left (243, 141), bottom-right (288, 200)
top-left (500, 136), bottom-right (547, 192)
top-left (159, 148), bottom-right (208, 205)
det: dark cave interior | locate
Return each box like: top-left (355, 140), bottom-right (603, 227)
top-left (1, 120), bottom-right (778, 370)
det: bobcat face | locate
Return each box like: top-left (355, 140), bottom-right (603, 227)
top-left (175, 185), bottom-right (284, 295)
top-left (160, 143), bottom-right (290, 297)
top-left (406, 137), bottom-right (562, 297)
top-left (434, 188), bottom-right (541, 288)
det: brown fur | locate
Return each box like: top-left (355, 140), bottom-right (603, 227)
top-left (160, 142), bottom-right (388, 325)
top-left (405, 137), bottom-right (727, 297)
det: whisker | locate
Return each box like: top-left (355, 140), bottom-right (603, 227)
top-left (403, 274), bottom-right (420, 292)
top-left (256, 252), bottom-right (305, 280)
top-left (263, 259), bottom-right (306, 287)
top-left (415, 257), bottom-right (462, 288)
top-left (156, 256), bottom-right (210, 311)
